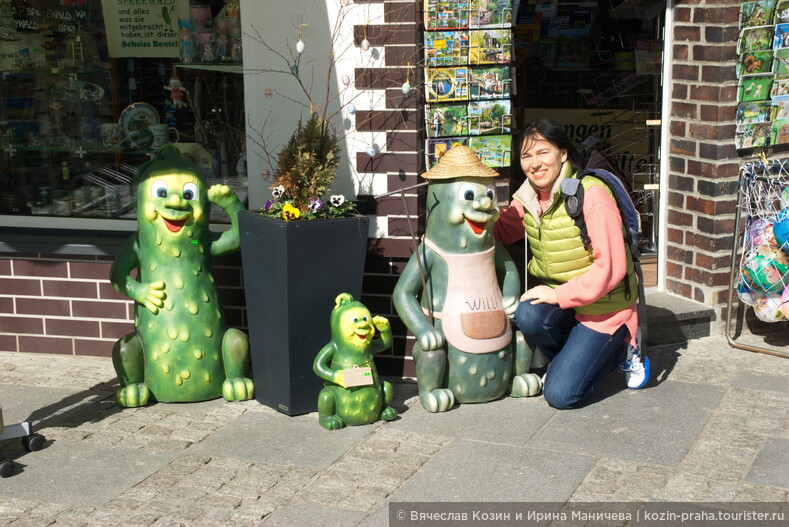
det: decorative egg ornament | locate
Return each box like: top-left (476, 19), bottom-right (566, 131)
top-left (401, 81), bottom-right (411, 94)
top-left (366, 147), bottom-right (376, 157)
top-left (296, 40), bottom-right (305, 54)
top-left (264, 88), bottom-right (274, 99)
top-left (361, 38), bottom-right (371, 51)
top-left (342, 74), bottom-right (351, 86)
top-left (347, 103), bottom-right (356, 115)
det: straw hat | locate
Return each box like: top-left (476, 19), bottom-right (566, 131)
top-left (422, 145), bottom-right (498, 180)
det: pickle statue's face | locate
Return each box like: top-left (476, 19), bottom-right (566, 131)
top-left (138, 171), bottom-right (209, 238)
top-left (425, 176), bottom-right (499, 252)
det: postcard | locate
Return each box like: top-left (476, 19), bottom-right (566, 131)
top-left (424, 31), bottom-right (469, 67)
top-left (425, 0), bottom-right (470, 30)
top-left (469, 135), bottom-right (512, 168)
top-left (467, 100), bottom-right (512, 135)
top-left (738, 74), bottom-right (774, 101)
top-left (425, 137), bottom-right (470, 168)
top-left (736, 100), bottom-right (773, 128)
top-left (739, 26), bottom-right (774, 53)
top-left (468, 29), bottom-right (512, 64)
top-left (738, 51), bottom-right (774, 77)
top-left (426, 67), bottom-right (468, 103)
top-left (468, 66), bottom-right (511, 100)
top-left (740, 1), bottom-right (776, 29)
top-left (425, 104), bottom-right (469, 138)
top-left (736, 121), bottom-right (772, 149)
top-left (469, 0), bottom-right (512, 29)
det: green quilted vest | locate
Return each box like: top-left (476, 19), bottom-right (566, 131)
top-left (516, 172), bottom-right (638, 315)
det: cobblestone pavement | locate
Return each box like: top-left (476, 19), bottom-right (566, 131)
top-left (0, 335), bottom-right (788, 526)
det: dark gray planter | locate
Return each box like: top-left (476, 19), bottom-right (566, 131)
top-left (238, 210), bottom-right (369, 415)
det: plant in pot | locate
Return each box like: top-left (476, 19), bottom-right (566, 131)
top-left (239, 6), bottom-right (370, 416)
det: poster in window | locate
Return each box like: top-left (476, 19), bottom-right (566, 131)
top-left (101, 0), bottom-right (189, 58)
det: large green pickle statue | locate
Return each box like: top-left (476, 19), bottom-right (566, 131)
top-left (110, 145), bottom-right (253, 407)
top-left (313, 293), bottom-right (396, 430)
top-left (393, 146), bottom-right (541, 413)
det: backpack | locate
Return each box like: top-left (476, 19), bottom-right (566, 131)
top-left (560, 168), bottom-right (647, 347)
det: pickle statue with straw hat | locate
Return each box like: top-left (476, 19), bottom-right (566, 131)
top-left (393, 146), bottom-right (542, 412)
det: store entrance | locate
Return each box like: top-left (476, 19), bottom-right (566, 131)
top-left (513, 1), bottom-right (666, 285)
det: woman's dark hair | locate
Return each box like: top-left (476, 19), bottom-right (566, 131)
top-left (519, 118), bottom-right (582, 170)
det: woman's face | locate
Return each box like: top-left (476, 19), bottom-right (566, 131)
top-left (520, 134), bottom-right (568, 192)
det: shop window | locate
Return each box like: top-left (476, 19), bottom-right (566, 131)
top-left (0, 0), bottom-right (245, 224)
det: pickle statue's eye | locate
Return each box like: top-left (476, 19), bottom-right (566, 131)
top-left (151, 181), bottom-right (168, 199)
top-left (183, 182), bottom-right (199, 201)
top-left (458, 183), bottom-right (476, 201)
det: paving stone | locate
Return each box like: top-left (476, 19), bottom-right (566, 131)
top-left (262, 499), bottom-right (367, 527)
top-left (0, 441), bottom-right (174, 507)
top-left (188, 411), bottom-right (373, 470)
top-left (527, 379), bottom-right (724, 466)
top-left (746, 437), bottom-right (789, 487)
top-left (389, 394), bottom-right (556, 445)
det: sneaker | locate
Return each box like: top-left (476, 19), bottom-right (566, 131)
top-left (622, 355), bottom-right (650, 389)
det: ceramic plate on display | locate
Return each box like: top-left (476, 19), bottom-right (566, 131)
top-left (120, 102), bottom-right (159, 150)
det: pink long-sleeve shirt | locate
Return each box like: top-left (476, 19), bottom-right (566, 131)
top-left (496, 185), bottom-right (638, 348)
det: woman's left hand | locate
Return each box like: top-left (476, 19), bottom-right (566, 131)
top-left (520, 285), bottom-right (558, 305)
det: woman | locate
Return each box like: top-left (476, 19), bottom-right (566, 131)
top-left (495, 118), bottom-right (649, 409)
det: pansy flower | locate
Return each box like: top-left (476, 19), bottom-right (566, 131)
top-left (272, 185), bottom-right (285, 198)
top-left (282, 203), bottom-right (300, 221)
top-left (329, 194), bottom-right (345, 207)
top-left (264, 200), bottom-right (274, 210)
top-left (308, 198), bottom-right (323, 213)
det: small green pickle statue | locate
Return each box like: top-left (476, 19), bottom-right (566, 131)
top-left (313, 293), bottom-right (396, 430)
top-left (110, 145), bottom-right (254, 407)
top-left (393, 146), bottom-right (542, 413)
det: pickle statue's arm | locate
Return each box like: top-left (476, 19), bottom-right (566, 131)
top-left (110, 236), bottom-right (165, 314)
top-left (208, 184), bottom-right (245, 257)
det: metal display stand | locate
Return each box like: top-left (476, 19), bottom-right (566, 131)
top-left (725, 160), bottom-right (789, 358)
top-left (0, 405), bottom-right (45, 477)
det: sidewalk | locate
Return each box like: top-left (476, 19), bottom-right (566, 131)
top-left (0, 334), bottom-right (788, 526)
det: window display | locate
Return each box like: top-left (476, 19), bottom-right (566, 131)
top-left (0, 0), bottom-right (246, 223)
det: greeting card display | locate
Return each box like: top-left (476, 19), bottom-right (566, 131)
top-left (423, 0), bottom-right (513, 168)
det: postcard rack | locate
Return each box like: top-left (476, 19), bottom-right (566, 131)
top-left (725, 159), bottom-right (789, 358)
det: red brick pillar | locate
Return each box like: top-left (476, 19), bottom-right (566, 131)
top-left (667, 0), bottom-right (741, 306)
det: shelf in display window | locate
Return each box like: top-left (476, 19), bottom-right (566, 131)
top-left (175, 62), bottom-right (243, 74)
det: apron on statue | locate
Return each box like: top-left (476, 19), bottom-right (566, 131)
top-left (423, 238), bottom-right (512, 354)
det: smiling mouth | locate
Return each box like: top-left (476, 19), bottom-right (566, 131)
top-left (466, 218), bottom-right (487, 235)
top-left (163, 217), bottom-right (189, 233)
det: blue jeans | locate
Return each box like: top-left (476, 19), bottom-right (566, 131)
top-left (514, 300), bottom-right (627, 409)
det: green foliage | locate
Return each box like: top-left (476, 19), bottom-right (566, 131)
top-left (273, 112), bottom-right (341, 211)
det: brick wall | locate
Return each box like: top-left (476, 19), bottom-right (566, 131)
top-left (667, 0), bottom-right (741, 309)
top-left (0, 252), bottom-right (246, 359)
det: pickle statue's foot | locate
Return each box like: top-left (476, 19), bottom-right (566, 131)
top-left (419, 388), bottom-right (455, 413)
top-left (511, 373), bottom-right (542, 398)
top-left (117, 383), bottom-right (151, 408)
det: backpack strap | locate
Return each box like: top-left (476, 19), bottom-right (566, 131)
top-left (560, 177), bottom-right (591, 250)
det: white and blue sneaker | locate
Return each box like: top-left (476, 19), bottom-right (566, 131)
top-left (621, 352), bottom-right (650, 389)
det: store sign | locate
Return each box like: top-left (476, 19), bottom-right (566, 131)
top-left (100, 0), bottom-right (188, 58)
top-left (523, 108), bottom-right (652, 175)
